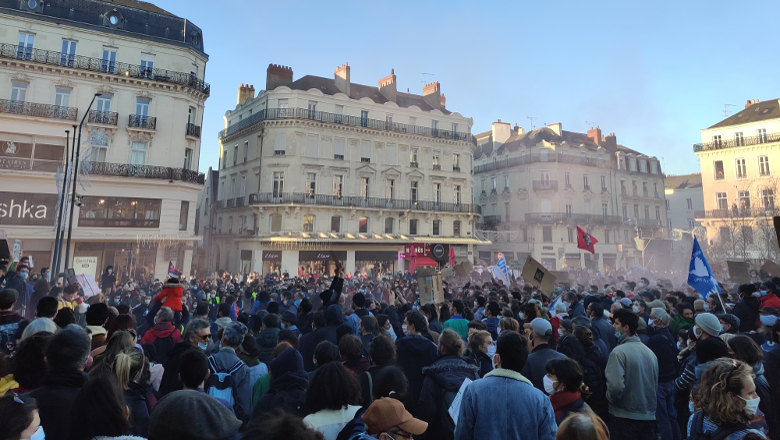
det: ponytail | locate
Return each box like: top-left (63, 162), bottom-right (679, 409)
top-left (113, 351), bottom-right (132, 390)
top-left (112, 346), bottom-right (147, 390)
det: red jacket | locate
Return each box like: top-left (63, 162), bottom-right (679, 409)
top-left (154, 283), bottom-right (183, 312)
top-left (139, 322), bottom-right (182, 346)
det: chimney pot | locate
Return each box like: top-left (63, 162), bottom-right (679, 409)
top-left (266, 64), bottom-right (293, 91)
top-left (237, 82), bottom-right (255, 105)
top-left (422, 81), bottom-right (442, 110)
top-left (378, 69), bottom-right (397, 102)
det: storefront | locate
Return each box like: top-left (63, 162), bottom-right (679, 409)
top-left (261, 250), bottom-right (281, 275)
top-left (355, 251), bottom-right (397, 277)
top-left (403, 243), bottom-right (447, 271)
top-left (298, 250), bottom-right (347, 276)
top-left (603, 253), bottom-right (617, 272)
top-left (584, 253), bottom-right (599, 271)
top-left (73, 242), bottom-right (158, 282)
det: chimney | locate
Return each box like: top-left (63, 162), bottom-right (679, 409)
top-left (440, 94), bottom-right (446, 109)
top-left (513, 123), bottom-right (524, 135)
top-left (423, 81), bottom-right (441, 110)
top-left (377, 68), bottom-right (396, 102)
top-left (492, 119), bottom-right (511, 150)
top-left (237, 83), bottom-right (255, 105)
top-left (547, 122), bottom-right (562, 136)
top-left (745, 99), bottom-right (752, 109)
top-left (335, 63), bottom-right (350, 96)
top-left (266, 64), bottom-right (293, 91)
top-left (604, 132), bottom-right (617, 149)
top-left (587, 126), bottom-right (603, 144)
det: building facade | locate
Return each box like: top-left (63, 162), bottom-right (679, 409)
top-left (474, 122), bottom-right (668, 272)
top-left (664, 174), bottom-right (703, 232)
top-left (0, 0), bottom-right (209, 281)
top-left (199, 63), bottom-right (484, 276)
top-left (694, 99), bottom-right (780, 263)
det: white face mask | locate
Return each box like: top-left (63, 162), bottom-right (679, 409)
top-left (519, 313), bottom-right (526, 321)
top-left (632, 305), bottom-right (640, 313)
top-left (543, 375), bottom-right (558, 395)
top-left (402, 324), bottom-right (409, 336)
top-left (737, 395), bottom-right (760, 416)
top-left (703, 304), bottom-right (710, 312)
top-left (24, 425), bottom-right (45, 440)
top-left (558, 328), bottom-right (565, 337)
top-left (492, 354), bottom-right (499, 369)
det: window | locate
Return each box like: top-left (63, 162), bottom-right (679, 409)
top-left (540, 170), bottom-right (550, 184)
top-left (655, 206), bottom-right (661, 220)
top-left (274, 133), bottom-right (286, 155)
top-left (410, 148), bottom-right (419, 166)
top-left (233, 145), bottom-right (238, 165)
top-left (17, 32), bottom-right (34, 60)
top-left (605, 228), bottom-right (611, 244)
top-left (410, 219), bottom-right (419, 235)
top-left (630, 158), bottom-right (637, 171)
top-left (452, 123), bottom-right (458, 133)
top-left (360, 177), bottom-right (369, 199)
top-left (642, 182), bottom-right (648, 197)
top-left (306, 173), bottom-right (316, 196)
top-left (432, 120), bottom-right (438, 130)
top-left (758, 128), bottom-right (767, 143)
top-left (453, 154), bottom-right (460, 171)
top-left (583, 174), bottom-right (589, 190)
top-left (240, 176), bottom-right (246, 198)
top-left (712, 135), bottom-right (722, 148)
top-left (639, 160), bottom-right (647, 173)
top-left (10, 81), bottom-right (27, 101)
top-left (759, 156), bottom-right (770, 176)
top-left (135, 98), bottom-right (150, 116)
top-left (719, 227), bottom-right (730, 241)
top-left (601, 175), bottom-right (607, 190)
top-left (130, 142), bottom-right (147, 165)
top-left (568, 228), bottom-right (574, 243)
top-left (53, 88), bottom-right (70, 107)
top-left (303, 215), bottom-right (314, 233)
top-left (620, 180), bottom-right (626, 195)
top-left (543, 226), bottom-right (553, 242)
top-left (566, 204), bottom-right (573, 216)
top-left (742, 226), bottom-right (754, 245)
top-left (331, 216), bottom-right (341, 233)
top-left (385, 218), bottom-right (394, 234)
top-left (270, 213), bottom-right (282, 232)
top-left (385, 179), bottom-right (395, 199)
top-left (433, 183), bottom-right (441, 203)
top-left (735, 132), bottom-right (744, 146)
top-left (386, 114), bottom-right (393, 125)
top-left (650, 161), bottom-right (658, 174)
top-left (221, 151), bottom-right (227, 169)
top-left (736, 158), bottom-right (747, 178)
top-left (492, 177), bottom-right (497, 190)
top-left (714, 160), bottom-right (724, 180)
top-left (409, 116), bottom-right (417, 126)
top-left (217, 217), bottom-right (222, 233)
top-left (410, 181), bottom-right (419, 202)
top-left (433, 220), bottom-right (441, 236)
top-left (96, 94), bottom-right (112, 112)
top-left (738, 190), bottom-right (750, 210)
top-left (91, 134), bottom-right (109, 162)
top-left (333, 175), bottom-right (343, 197)
top-left (278, 99), bottom-right (288, 109)
top-left (307, 100), bottom-right (317, 113)
top-left (688, 219), bottom-right (695, 229)
top-left (763, 189), bottom-right (774, 209)
top-left (179, 201), bottom-right (189, 231)
top-left (633, 204), bottom-right (639, 218)
top-left (305, 134), bottom-right (319, 158)
top-left (504, 202), bottom-right (511, 222)
top-left (243, 141), bottom-right (248, 163)
top-left (140, 53), bottom-right (154, 78)
top-left (432, 151), bottom-right (440, 169)
top-left (78, 196), bottom-right (162, 228)
top-left (654, 182), bottom-right (659, 198)
top-left (272, 172), bottom-right (284, 198)
top-left (359, 216), bottom-right (369, 233)
top-left (60, 40), bottom-right (77, 67)
top-left (622, 204), bottom-right (628, 220)
top-left (333, 137), bottom-right (345, 160)
top-left (666, 199), bottom-right (671, 211)
top-left (644, 205), bottom-right (650, 218)
top-left (386, 143), bottom-right (397, 165)
top-left (603, 203), bottom-right (609, 216)
top-left (101, 48), bottom-right (116, 73)
top-left (716, 192), bottom-right (728, 209)
top-left (453, 221), bottom-right (461, 237)
top-left (504, 175), bottom-right (509, 189)
top-left (686, 198), bottom-right (693, 210)
top-left (360, 140), bottom-right (371, 163)
top-left (230, 178), bottom-right (236, 199)
top-left (360, 110), bottom-right (369, 127)
top-left (454, 185), bottom-right (461, 205)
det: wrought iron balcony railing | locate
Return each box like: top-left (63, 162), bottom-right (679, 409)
top-left (185, 123), bottom-right (201, 138)
top-left (219, 107), bottom-right (473, 143)
top-left (410, 161), bottom-right (419, 168)
top-left (88, 110), bottom-right (118, 125)
top-left (532, 180), bottom-right (558, 191)
top-left (694, 132), bottom-right (780, 152)
top-left (128, 115), bottom-right (157, 130)
top-left (247, 192), bottom-right (481, 214)
top-left (226, 198), bottom-right (236, 208)
top-left (0, 43), bottom-right (210, 95)
top-left (482, 215), bottom-right (501, 224)
top-left (525, 212), bottom-right (624, 225)
top-left (695, 207), bottom-right (778, 219)
top-left (636, 218), bottom-right (662, 227)
top-left (0, 99), bottom-right (77, 120)
top-left (433, 164), bottom-right (441, 170)
top-left (474, 152), bottom-right (617, 174)
top-left (87, 161), bottom-right (205, 184)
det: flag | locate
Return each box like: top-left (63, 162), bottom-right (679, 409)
top-left (548, 295), bottom-right (563, 318)
top-left (576, 226), bottom-right (598, 254)
top-left (168, 261), bottom-right (182, 279)
top-left (448, 246), bottom-right (456, 267)
top-left (687, 237), bottom-right (720, 299)
top-left (492, 253), bottom-right (510, 285)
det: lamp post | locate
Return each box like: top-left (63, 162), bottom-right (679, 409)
top-left (62, 93), bottom-right (101, 272)
top-left (50, 129), bottom-right (71, 284)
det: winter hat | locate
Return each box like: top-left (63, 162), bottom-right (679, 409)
top-left (270, 347), bottom-right (304, 379)
top-left (695, 313), bottom-right (722, 337)
top-left (530, 317), bottom-right (552, 337)
top-left (281, 310), bottom-right (298, 324)
top-left (148, 390), bottom-right (241, 440)
top-left (267, 302), bottom-right (279, 315)
top-left (353, 292), bottom-right (366, 308)
top-left (619, 298), bottom-right (632, 308)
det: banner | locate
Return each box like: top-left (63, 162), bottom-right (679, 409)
top-left (688, 237), bottom-right (720, 298)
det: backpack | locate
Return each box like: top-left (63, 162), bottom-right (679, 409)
top-left (206, 356), bottom-right (244, 406)
top-left (151, 334), bottom-right (175, 364)
top-left (687, 411), bottom-right (751, 440)
top-left (0, 322), bottom-right (19, 356)
top-left (440, 388), bottom-right (459, 436)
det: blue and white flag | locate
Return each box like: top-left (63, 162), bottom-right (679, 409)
top-left (492, 253), bottom-right (510, 285)
top-left (688, 237), bottom-right (721, 299)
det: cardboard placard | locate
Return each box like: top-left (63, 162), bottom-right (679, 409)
top-left (417, 267), bottom-right (444, 305)
top-left (521, 256), bottom-right (557, 297)
top-left (454, 260), bottom-right (473, 277)
top-left (762, 261), bottom-right (780, 277)
top-left (726, 261), bottom-right (751, 284)
top-left (75, 274), bottom-right (100, 298)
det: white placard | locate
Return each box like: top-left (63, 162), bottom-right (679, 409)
top-left (73, 256), bottom-right (98, 277)
top-left (448, 377), bottom-right (472, 425)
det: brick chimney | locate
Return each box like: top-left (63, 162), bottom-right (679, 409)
top-left (440, 94), bottom-right (446, 109)
top-left (492, 119), bottom-right (511, 151)
top-left (237, 83), bottom-right (255, 105)
top-left (266, 64), bottom-right (293, 91)
top-left (423, 81), bottom-right (441, 110)
top-left (604, 132), bottom-right (617, 149)
top-left (587, 126), bottom-right (603, 144)
top-left (547, 122), bottom-right (562, 136)
top-left (513, 123), bottom-right (524, 135)
top-left (745, 99), bottom-right (761, 109)
top-left (378, 69), bottom-right (396, 102)
top-left (335, 62), bottom-right (350, 96)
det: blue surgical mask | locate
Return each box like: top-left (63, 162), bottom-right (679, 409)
top-left (760, 315), bottom-right (778, 326)
top-left (760, 290), bottom-right (768, 297)
top-left (676, 341), bottom-right (682, 350)
top-left (615, 331), bottom-right (626, 342)
top-left (114, 298), bottom-right (121, 304)
top-left (19, 272), bottom-right (28, 279)
top-left (198, 342), bottom-right (208, 350)
top-left (295, 300), bottom-right (301, 307)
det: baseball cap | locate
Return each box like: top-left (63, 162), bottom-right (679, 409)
top-left (530, 317), bottom-right (552, 337)
top-left (363, 398), bottom-right (427, 436)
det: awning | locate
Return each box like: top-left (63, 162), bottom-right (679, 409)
top-left (415, 256), bottom-right (439, 267)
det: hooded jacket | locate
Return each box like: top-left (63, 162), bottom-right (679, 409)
top-left (139, 321), bottom-right (182, 346)
top-left (417, 356), bottom-right (480, 440)
top-left (255, 327), bottom-right (280, 366)
top-left (159, 341), bottom-right (195, 396)
top-left (252, 348), bottom-right (309, 419)
top-left (396, 333), bottom-right (439, 416)
top-left (299, 304), bottom-right (344, 372)
top-left (154, 282), bottom-right (184, 312)
top-left (521, 343), bottom-right (567, 393)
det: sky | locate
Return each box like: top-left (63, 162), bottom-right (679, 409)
top-left (156, 0), bottom-right (780, 176)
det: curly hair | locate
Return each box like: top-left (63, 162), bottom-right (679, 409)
top-left (305, 362), bottom-right (361, 413)
top-left (695, 358), bottom-right (755, 425)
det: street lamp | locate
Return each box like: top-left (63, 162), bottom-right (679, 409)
top-left (62, 93), bottom-right (101, 273)
top-left (50, 129), bottom-right (71, 284)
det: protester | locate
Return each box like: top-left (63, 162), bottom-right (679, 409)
top-left (66, 373), bottom-right (140, 440)
top-left (358, 334), bottom-right (396, 409)
top-left (0, 288), bottom-right (24, 356)
top-left (139, 306), bottom-right (182, 364)
top-left (522, 317), bottom-right (567, 392)
top-left (555, 412), bottom-right (610, 440)
top-left (112, 346), bottom-right (152, 437)
top-left (645, 307), bottom-right (681, 440)
top-left (252, 346), bottom-right (309, 419)
top-left (395, 310), bottom-right (438, 415)
top-left (159, 317), bottom-right (212, 395)
top-left (464, 329), bottom-right (493, 377)
top-left (0, 392), bottom-right (42, 440)
top-left (245, 408), bottom-right (326, 440)
top-left (90, 330), bottom-right (136, 376)
top-left (256, 312), bottom-right (281, 365)
top-left (148, 389), bottom-right (242, 440)
top-left (545, 357), bottom-right (592, 425)
top-left (443, 300), bottom-right (469, 339)
top-left (349, 397), bottom-right (428, 440)
top-left (728, 335), bottom-right (778, 439)
top-left (7, 335), bottom-right (48, 394)
top-left (302, 361), bottom-right (362, 439)
top-left (207, 320), bottom-right (252, 422)
top-left (19, 317), bottom-right (57, 341)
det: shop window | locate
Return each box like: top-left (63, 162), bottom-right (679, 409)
top-left (359, 216), bottom-right (369, 233)
top-left (78, 196), bottom-right (161, 228)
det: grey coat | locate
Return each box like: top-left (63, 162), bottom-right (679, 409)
top-left (606, 335), bottom-right (658, 420)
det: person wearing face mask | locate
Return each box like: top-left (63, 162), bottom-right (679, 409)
top-left (564, 291), bottom-right (586, 318)
top-left (395, 310), bottom-right (438, 416)
top-left (521, 318), bottom-right (567, 393)
top-left (687, 359), bottom-right (767, 440)
top-left (644, 308), bottom-right (682, 440)
top-left (606, 309), bottom-right (659, 440)
top-left (728, 336), bottom-right (778, 438)
top-left (100, 265), bottom-right (116, 295)
top-left (159, 318), bottom-right (214, 396)
top-left (733, 284), bottom-right (761, 333)
top-left (5, 265), bottom-right (33, 317)
top-left (0, 392), bottom-right (44, 440)
top-left (544, 358), bottom-right (592, 425)
top-left (757, 283), bottom-right (780, 329)
top-left (464, 330), bottom-right (494, 377)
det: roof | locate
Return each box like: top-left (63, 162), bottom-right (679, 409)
top-left (664, 173), bottom-right (702, 190)
top-left (285, 75), bottom-right (452, 115)
top-left (708, 99), bottom-right (780, 129)
top-left (96, 0), bottom-right (178, 16)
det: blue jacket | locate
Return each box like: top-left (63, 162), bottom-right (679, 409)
top-left (592, 314), bottom-right (617, 352)
top-left (453, 368), bottom-right (557, 440)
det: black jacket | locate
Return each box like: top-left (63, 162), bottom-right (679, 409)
top-left (299, 304), bottom-right (344, 372)
top-left (395, 334), bottom-right (438, 416)
top-left (417, 356), bottom-right (479, 440)
top-left (358, 365), bottom-right (388, 410)
top-left (126, 381), bottom-right (151, 437)
top-left (428, 318), bottom-right (443, 334)
top-left (463, 349), bottom-right (493, 378)
top-left (255, 327), bottom-right (280, 366)
top-left (582, 345), bottom-right (609, 420)
top-left (521, 343), bottom-right (567, 392)
top-left (160, 341), bottom-right (196, 396)
top-left (645, 327), bottom-right (679, 383)
top-left (251, 370), bottom-right (309, 419)
top-left (733, 297), bottom-right (760, 333)
top-left (26, 370), bottom-right (87, 440)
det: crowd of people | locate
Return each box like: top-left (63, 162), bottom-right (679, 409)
top-left (0, 256), bottom-right (779, 440)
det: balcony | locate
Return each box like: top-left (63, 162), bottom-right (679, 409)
top-left (410, 161), bottom-right (419, 168)
top-left (474, 152), bottom-right (615, 174)
top-left (226, 198), bottom-right (236, 208)
top-left (583, 184), bottom-right (591, 191)
top-left (637, 218), bottom-right (662, 227)
top-left (0, 43), bottom-right (210, 96)
top-left (248, 192), bottom-right (481, 214)
top-left (433, 164), bottom-right (441, 170)
top-left (694, 131), bottom-right (780, 152)
top-left (532, 180), bottom-right (558, 191)
top-left (88, 110), bottom-right (118, 125)
top-left (274, 150), bottom-right (286, 156)
top-left (525, 212), bottom-right (624, 225)
top-left (695, 207), bottom-right (777, 219)
top-left (128, 115), bottom-right (157, 130)
top-left (219, 107), bottom-right (473, 143)
top-left (86, 161), bottom-right (204, 184)
top-left (482, 215), bottom-right (502, 224)
top-left (0, 99), bottom-right (76, 121)
top-left (185, 123), bottom-right (201, 139)
top-left (235, 197), bottom-right (245, 208)
top-left (453, 166), bottom-right (460, 172)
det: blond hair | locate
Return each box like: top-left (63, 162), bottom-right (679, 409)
top-left (113, 346), bottom-right (148, 390)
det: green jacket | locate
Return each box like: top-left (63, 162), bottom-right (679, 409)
top-left (669, 315), bottom-right (695, 336)
top-left (606, 335), bottom-right (659, 420)
top-left (443, 317), bottom-right (469, 340)
top-left (251, 373), bottom-right (271, 407)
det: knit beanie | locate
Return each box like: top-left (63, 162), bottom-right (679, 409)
top-left (695, 313), bottom-right (722, 337)
top-left (148, 390), bottom-right (241, 440)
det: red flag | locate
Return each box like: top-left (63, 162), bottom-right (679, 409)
top-left (576, 226), bottom-right (598, 254)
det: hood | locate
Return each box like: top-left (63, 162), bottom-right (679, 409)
top-left (270, 348), bottom-right (305, 378)
top-left (256, 327), bottom-right (280, 348)
top-left (326, 304), bottom-right (344, 326)
top-left (215, 317), bottom-right (232, 329)
top-left (161, 284), bottom-right (183, 295)
top-left (126, 380), bottom-right (150, 399)
top-left (422, 356), bottom-right (479, 391)
top-left (149, 322), bottom-right (177, 338)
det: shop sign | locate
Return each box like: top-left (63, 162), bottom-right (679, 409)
top-left (0, 192), bottom-right (58, 226)
top-left (403, 243), bottom-right (428, 256)
top-left (262, 251), bottom-right (281, 261)
top-left (431, 244), bottom-right (447, 261)
top-left (73, 256), bottom-right (98, 277)
top-left (299, 251), bottom-right (347, 261)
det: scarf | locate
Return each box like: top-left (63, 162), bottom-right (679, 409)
top-left (550, 391), bottom-right (582, 421)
